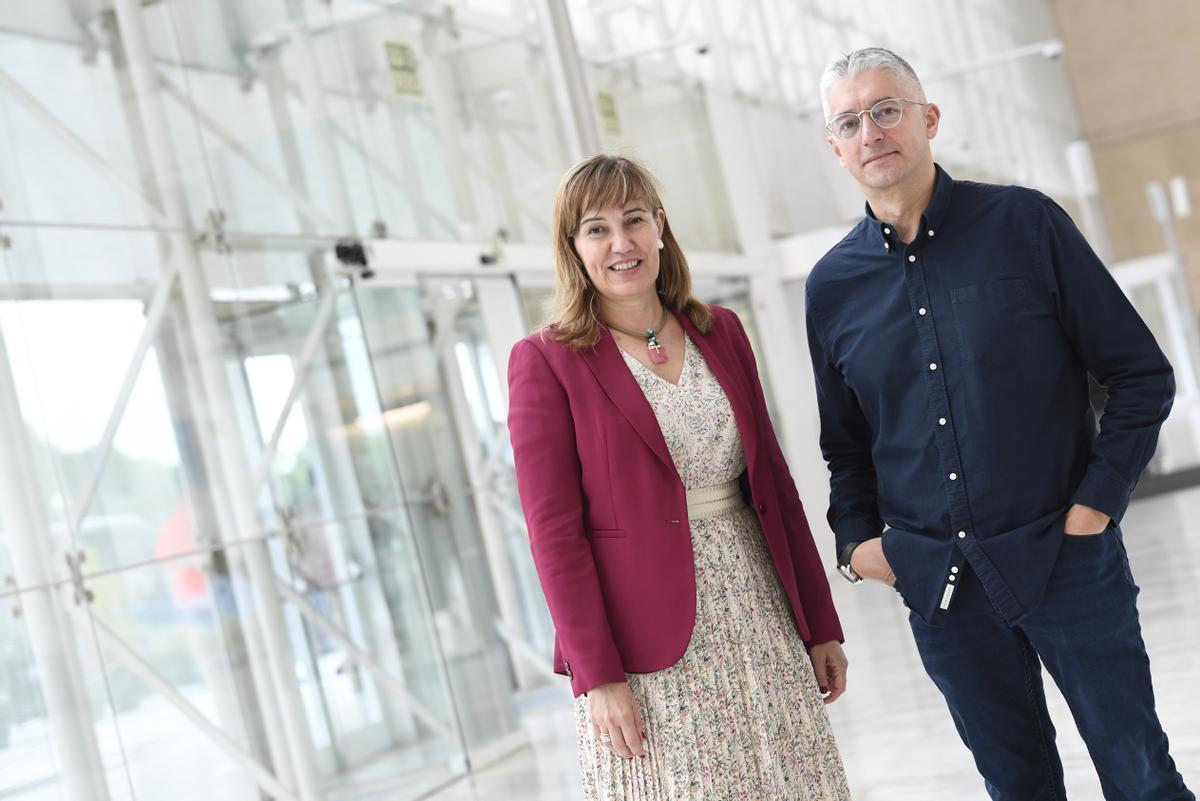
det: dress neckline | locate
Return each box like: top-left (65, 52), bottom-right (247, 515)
top-left (620, 333), bottom-right (693, 389)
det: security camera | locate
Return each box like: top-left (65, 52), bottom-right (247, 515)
top-left (335, 238), bottom-right (375, 279)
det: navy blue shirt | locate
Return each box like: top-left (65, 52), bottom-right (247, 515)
top-left (805, 165), bottom-right (1174, 625)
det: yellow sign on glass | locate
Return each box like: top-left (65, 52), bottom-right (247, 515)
top-left (385, 41), bottom-right (422, 97)
top-left (596, 91), bottom-right (621, 136)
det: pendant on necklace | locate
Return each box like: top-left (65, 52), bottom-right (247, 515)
top-left (646, 328), bottom-right (669, 365)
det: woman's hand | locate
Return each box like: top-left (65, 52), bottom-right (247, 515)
top-left (588, 681), bottom-right (647, 758)
top-left (808, 641), bottom-right (849, 704)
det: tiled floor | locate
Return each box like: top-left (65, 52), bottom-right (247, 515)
top-left (433, 487), bottom-right (1200, 800)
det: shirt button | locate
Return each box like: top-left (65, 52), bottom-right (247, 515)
top-left (938, 417), bottom-right (947, 425)
top-left (927, 229), bottom-right (935, 237)
top-left (949, 472), bottom-right (957, 481)
top-left (929, 363), bottom-right (938, 371)
top-left (957, 531), bottom-right (966, 539)
top-left (908, 255), bottom-right (916, 263)
top-left (884, 242), bottom-right (890, 250)
top-left (918, 307), bottom-right (927, 316)
top-left (948, 574), bottom-right (956, 581)
top-left (884, 227), bottom-right (891, 235)
top-left (951, 566), bottom-right (959, 573)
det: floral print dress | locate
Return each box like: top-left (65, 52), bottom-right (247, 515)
top-left (574, 335), bottom-right (851, 800)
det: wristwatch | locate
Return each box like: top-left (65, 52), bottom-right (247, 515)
top-left (837, 540), bottom-right (864, 584)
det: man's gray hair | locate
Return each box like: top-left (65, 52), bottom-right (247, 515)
top-left (819, 48), bottom-right (926, 121)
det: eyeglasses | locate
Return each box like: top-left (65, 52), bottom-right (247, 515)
top-left (825, 98), bottom-right (925, 140)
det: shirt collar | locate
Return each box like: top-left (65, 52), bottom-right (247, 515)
top-left (863, 163), bottom-right (954, 248)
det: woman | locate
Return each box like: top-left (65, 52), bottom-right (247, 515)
top-left (508, 155), bottom-right (851, 800)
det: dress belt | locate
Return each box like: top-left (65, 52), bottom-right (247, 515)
top-left (686, 478), bottom-right (745, 521)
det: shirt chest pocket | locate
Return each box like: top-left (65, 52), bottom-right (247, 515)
top-left (950, 278), bottom-right (1056, 365)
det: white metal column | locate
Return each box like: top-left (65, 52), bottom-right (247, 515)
top-left (532, 0), bottom-right (601, 161)
top-left (457, 276), bottom-right (541, 688)
top-left (282, 0), bottom-right (356, 232)
top-left (109, 1), bottom-right (324, 798)
top-left (417, 19), bottom-right (481, 237)
top-left (101, 7), bottom-right (300, 788)
top-left (0, 333), bottom-right (110, 801)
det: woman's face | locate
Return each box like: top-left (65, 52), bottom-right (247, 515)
top-left (572, 201), bottom-right (666, 308)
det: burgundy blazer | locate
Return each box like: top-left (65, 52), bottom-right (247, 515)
top-left (507, 304), bottom-right (843, 696)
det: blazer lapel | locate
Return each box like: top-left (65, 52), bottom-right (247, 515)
top-left (581, 328), bottom-right (677, 473)
top-left (677, 310), bottom-right (761, 475)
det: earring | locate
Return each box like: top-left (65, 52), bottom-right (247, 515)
top-left (657, 238), bottom-right (664, 250)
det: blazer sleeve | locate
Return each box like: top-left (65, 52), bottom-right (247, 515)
top-left (507, 337), bottom-right (626, 694)
top-left (723, 310), bottom-right (844, 647)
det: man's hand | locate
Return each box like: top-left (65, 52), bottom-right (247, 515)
top-left (808, 641), bottom-right (849, 704)
top-left (849, 538), bottom-right (896, 585)
top-left (1064, 503), bottom-right (1111, 537)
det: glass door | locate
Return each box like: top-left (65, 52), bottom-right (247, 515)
top-left (221, 272), bottom-right (469, 779)
top-left (351, 279), bottom-right (526, 751)
top-left (408, 275), bottom-right (556, 688)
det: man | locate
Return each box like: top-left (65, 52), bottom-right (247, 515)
top-left (806, 47), bottom-right (1193, 800)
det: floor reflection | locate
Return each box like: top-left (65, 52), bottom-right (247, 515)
top-left (442, 487), bottom-right (1200, 800)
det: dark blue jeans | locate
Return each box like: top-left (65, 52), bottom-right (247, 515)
top-left (908, 523), bottom-right (1193, 800)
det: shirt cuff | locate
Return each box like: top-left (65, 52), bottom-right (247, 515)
top-left (832, 519), bottom-right (883, 559)
top-left (1070, 462), bottom-right (1134, 524)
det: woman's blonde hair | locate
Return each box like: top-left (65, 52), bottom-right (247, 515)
top-left (546, 155), bottom-right (712, 349)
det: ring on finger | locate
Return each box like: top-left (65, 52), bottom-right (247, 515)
top-left (598, 732), bottom-right (612, 743)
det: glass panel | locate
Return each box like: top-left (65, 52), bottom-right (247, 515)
top-left (590, 67), bottom-right (739, 253)
top-left (430, 281), bottom-right (554, 657)
top-left (0, 582), bottom-right (132, 801)
top-left (0, 586), bottom-right (63, 800)
top-left (83, 542), bottom-right (262, 801)
top-left (335, 1), bottom-right (570, 244)
top-left (0, 13), bottom-right (188, 230)
top-left (278, 510), bottom-right (464, 769)
top-left (79, 521), bottom-right (467, 797)
top-left (157, 0), bottom-right (570, 244)
top-left (160, 0), bottom-right (373, 237)
top-left (355, 283), bottom-right (522, 748)
top-left (519, 284), bottom-right (555, 332)
top-left (214, 263), bottom-right (517, 760)
top-left (219, 263), bottom-right (406, 529)
top-left (0, 226), bottom-right (199, 585)
top-left (0, 236), bottom-right (486, 794)
top-left (695, 278), bottom-right (779, 425)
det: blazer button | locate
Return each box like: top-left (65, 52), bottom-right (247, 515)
top-left (757, 502), bottom-right (768, 514)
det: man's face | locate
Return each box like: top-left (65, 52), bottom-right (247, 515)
top-left (825, 69), bottom-right (939, 191)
